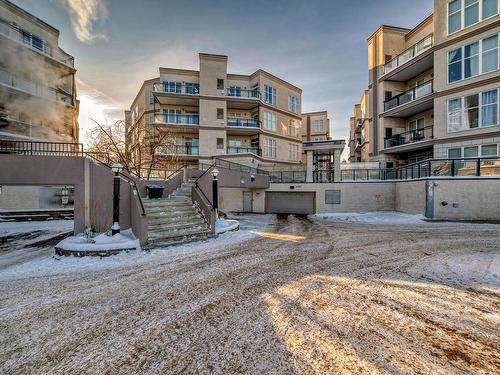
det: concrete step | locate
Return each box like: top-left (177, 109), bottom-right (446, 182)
top-left (145, 204), bottom-right (194, 214)
top-left (149, 223), bottom-right (208, 235)
top-left (167, 195), bottom-right (191, 201)
top-left (146, 233), bottom-right (213, 249)
top-left (147, 209), bottom-right (198, 219)
top-left (144, 200), bottom-right (193, 208)
top-left (148, 226), bottom-right (212, 243)
top-left (148, 217), bottom-right (205, 229)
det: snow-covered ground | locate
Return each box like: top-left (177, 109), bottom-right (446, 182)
top-left (215, 218), bottom-right (240, 234)
top-left (310, 211), bottom-right (428, 224)
top-left (0, 220), bottom-right (73, 235)
top-left (0, 214), bottom-right (273, 281)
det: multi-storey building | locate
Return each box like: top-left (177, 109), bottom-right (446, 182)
top-left (348, 90), bottom-right (370, 162)
top-left (0, 0), bottom-right (78, 142)
top-left (301, 111), bottom-right (330, 141)
top-left (349, 0), bottom-right (500, 168)
top-left (125, 53), bottom-right (303, 174)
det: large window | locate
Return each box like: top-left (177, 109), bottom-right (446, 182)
top-left (448, 34), bottom-right (499, 83)
top-left (263, 138), bottom-right (276, 158)
top-left (288, 144), bottom-right (299, 161)
top-left (263, 111), bottom-right (277, 131)
top-left (448, 0), bottom-right (499, 34)
top-left (288, 95), bottom-right (299, 113)
top-left (287, 120), bottom-right (300, 138)
top-left (264, 84), bottom-right (277, 105)
top-left (448, 144), bottom-right (499, 157)
top-left (164, 81), bottom-right (181, 93)
top-left (447, 88), bottom-right (499, 132)
top-left (313, 119), bottom-right (324, 132)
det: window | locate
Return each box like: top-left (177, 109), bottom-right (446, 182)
top-left (288, 95), bottom-right (299, 113)
top-left (385, 55), bottom-right (393, 64)
top-left (217, 79), bottom-right (224, 90)
top-left (409, 118), bottom-right (425, 131)
top-left (216, 138), bottom-right (224, 149)
top-left (325, 190), bottom-right (341, 204)
top-left (228, 139), bottom-right (241, 147)
top-left (164, 81), bottom-right (181, 93)
top-left (217, 108), bottom-right (224, 119)
top-left (313, 119), bottom-right (324, 132)
top-left (263, 111), bottom-right (277, 131)
top-left (448, 88), bottom-right (499, 132)
top-left (448, 34), bottom-right (499, 83)
top-left (288, 120), bottom-right (300, 138)
top-left (385, 91), bottom-right (393, 101)
top-left (448, 144), bottom-right (498, 157)
top-left (448, 0), bottom-right (499, 34)
top-left (288, 143), bottom-right (299, 161)
top-left (228, 86), bottom-right (241, 96)
top-left (264, 84), bottom-right (277, 105)
top-left (448, 0), bottom-right (462, 34)
top-left (149, 91), bottom-right (155, 104)
top-left (263, 138), bottom-right (276, 158)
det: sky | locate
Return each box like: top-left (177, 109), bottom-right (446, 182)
top-left (11, 0), bottom-right (433, 145)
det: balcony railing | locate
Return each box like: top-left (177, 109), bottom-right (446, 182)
top-left (0, 18), bottom-right (74, 67)
top-left (227, 146), bottom-right (259, 154)
top-left (154, 113), bottom-right (199, 125)
top-left (0, 68), bottom-right (72, 105)
top-left (227, 118), bottom-right (260, 128)
top-left (152, 82), bottom-right (200, 95)
top-left (227, 88), bottom-right (260, 99)
top-left (384, 126), bottom-right (433, 148)
top-left (384, 34), bottom-right (433, 74)
top-left (384, 80), bottom-right (433, 112)
top-left (157, 144), bottom-right (199, 156)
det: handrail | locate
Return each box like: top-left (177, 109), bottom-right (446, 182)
top-left (383, 34), bottom-right (433, 74)
top-left (384, 80), bottom-right (433, 111)
top-left (194, 162), bottom-right (216, 210)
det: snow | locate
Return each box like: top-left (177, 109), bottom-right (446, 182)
top-left (55, 229), bottom-right (141, 252)
top-left (310, 211), bottom-right (428, 225)
top-left (0, 220), bottom-right (73, 235)
top-left (215, 218), bottom-right (239, 234)
top-left (0, 214), bottom-right (273, 281)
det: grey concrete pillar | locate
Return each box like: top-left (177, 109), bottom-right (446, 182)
top-left (306, 150), bottom-right (313, 182)
top-left (334, 149), bottom-right (341, 182)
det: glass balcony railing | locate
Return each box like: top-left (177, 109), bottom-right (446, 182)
top-left (0, 19), bottom-right (74, 67)
top-left (227, 88), bottom-right (260, 99)
top-left (154, 113), bottom-right (199, 125)
top-left (152, 82), bottom-right (200, 95)
top-left (384, 80), bottom-right (433, 112)
top-left (227, 118), bottom-right (259, 128)
top-left (384, 126), bottom-right (433, 148)
top-left (157, 144), bottom-right (199, 156)
top-left (383, 34), bottom-right (433, 74)
top-left (227, 146), bottom-right (259, 154)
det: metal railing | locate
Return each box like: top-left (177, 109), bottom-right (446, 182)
top-left (227, 118), bottom-right (260, 128)
top-left (384, 80), bottom-right (433, 112)
top-left (384, 34), bottom-right (433, 74)
top-left (226, 146), bottom-right (258, 154)
top-left (154, 113), bottom-right (199, 125)
top-left (341, 157), bottom-right (500, 181)
top-left (152, 82), bottom-right (200, 95)
top-left (314, 170), bottom-right (335, 183)
top-left (227, 88), bottom-right (260, 99)
top-left (214, 158), bottom-right (269, 176)
top-left (157, 144), bottom-right (199, 156)
top-left (0, 139), bottom-right (83, 156)
top-left (384, 126), bottom-right (433, 148)
top-left (0, 69), bottom-right (73, 105)
top-left (269, 170), bottom-right (307, 183)
top-left (0, 18), bottom-right (74, 67)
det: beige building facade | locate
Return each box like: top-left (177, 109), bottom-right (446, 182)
top-left (0, 0), bottom-right (78, 143)
top-left (125, 53), bottom-right (303, 174)
top-left (301, 111), bottom-right (330, 141)
top-left (349, 0), bottom-right (500, 168)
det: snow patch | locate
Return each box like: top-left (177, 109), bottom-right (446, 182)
top-left (310, 211), bottom-right (427, 225)
top-left (216, 218), bottom-right (239, 234)
top-left (0, 220), bottom-right (74, 235)
top-left (55, 229), bottom-right (141, 253)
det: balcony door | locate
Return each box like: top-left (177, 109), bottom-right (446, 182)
top-left (185, 138), bottom-right (199, 155)
top-left (164, 109), bottom-right (181, 124)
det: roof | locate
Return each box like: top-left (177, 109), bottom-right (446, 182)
top-left (1, 0), bottom-right (59, 35)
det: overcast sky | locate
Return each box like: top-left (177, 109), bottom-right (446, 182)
top-left (12, 0), bottom-right (432, 144)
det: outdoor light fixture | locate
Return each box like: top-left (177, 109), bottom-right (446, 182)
top-left (211, 168), bottom-right (219, 218)
top-left (250, 174), bottom-right (255, 182)
top-left (111, 163), bottom-right (123, 235)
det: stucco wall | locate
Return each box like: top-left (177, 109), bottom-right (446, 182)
top-left (395, 180), bottom-right (426, 214)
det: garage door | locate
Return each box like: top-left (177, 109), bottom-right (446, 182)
top-left (265, 192), bottom-right (315, 214)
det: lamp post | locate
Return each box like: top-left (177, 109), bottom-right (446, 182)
top-left (111, 163), bottom-right (123, 235)
top-left (211, 168), bottom-right (219, 219)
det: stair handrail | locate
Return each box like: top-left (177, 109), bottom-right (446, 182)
top-left (193, 162), bottom-right (215, 210)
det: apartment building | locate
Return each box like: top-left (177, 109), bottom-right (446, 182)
top-left (349, 0), bottom-right (500, 168)
top-left (0, 0), bottom-right (78, 142)
top-left (348, 90), bottom-right (370, 162)
top-left (125, 53), bottom-right (303, 174)
top-left (301, 111), bottom-right (330, 141)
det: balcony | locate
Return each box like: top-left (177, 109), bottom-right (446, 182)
top-left (154, 113), bottom-right (199, 126)
top-left (227, 117), bottom-right (259, 128)
top-left (227, 146), bottom-right (259, 154)
top-left (0, 69), bottom-right (73, 105)
top-left (157, 144), bottom-right (199, 156)
top-left (383, 80), bottom-right (433, 116)
top-left (382, 35), bottom-right (433, 81)
top-left (226, 88), bottom-right (260, 99)
top-left (384, 126), bottom-right (433, 149)
top-left (152, 82), bottom-right (200, 95)
top-left (0, 19), bottom-right (74, 68)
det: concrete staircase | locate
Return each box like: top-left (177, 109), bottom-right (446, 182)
top-left (144, 180), bottom-right (212, 248)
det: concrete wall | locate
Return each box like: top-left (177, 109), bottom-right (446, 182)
top-left (395, 180), bottom-right (426, 214)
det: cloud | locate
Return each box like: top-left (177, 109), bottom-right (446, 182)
top-left (59, 0), bottom-right (107, 43)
